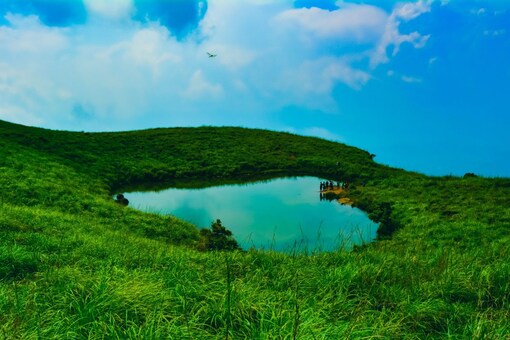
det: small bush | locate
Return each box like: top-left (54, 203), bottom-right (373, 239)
top-left (198, 219), bottom-right (240, 251)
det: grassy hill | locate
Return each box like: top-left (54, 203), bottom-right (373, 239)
top-left (0, 119), bottom-right (509, 338)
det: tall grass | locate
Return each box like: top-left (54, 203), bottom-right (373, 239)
top-left (0, 119), bottom-right (509, 338)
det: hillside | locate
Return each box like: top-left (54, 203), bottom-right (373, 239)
top-left (1, 119), bottom-right (509, 338)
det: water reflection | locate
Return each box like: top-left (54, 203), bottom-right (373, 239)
top-left (125, 177), bottom-right (378, 252)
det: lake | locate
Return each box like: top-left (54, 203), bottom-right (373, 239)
top-left (125, 177), bottom-right (378, 252)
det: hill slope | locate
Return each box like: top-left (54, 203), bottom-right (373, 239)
top-left (0, 119), bottom-right (509, 338)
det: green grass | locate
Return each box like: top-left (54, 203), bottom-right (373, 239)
top-left (0, 119), bottom-right (509, 338)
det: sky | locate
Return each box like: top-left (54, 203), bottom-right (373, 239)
top-left (0, 0), bottom-right (509, 177)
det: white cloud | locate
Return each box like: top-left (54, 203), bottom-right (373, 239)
top-left (0, 14), bottom-right (67, 53)
top-left (370, 1), bottom-right (431, 67)
top-left (0, 105), bottom-right (43, 127)
top-left (0, 0), bottom-right (433, 132)
top-left (393, 0), bottom-right (432, 21)
top-left (273, 56), bottom-right (370, 114)
top-left (203, 43), bottom-right (256, 70)
top-left (84, 0), bottom-right (134, 20)
top-left (483, 29), bottom-right (506, 37)
top-left (105, 27), bottom-right (181, 76)
top-left (182, 70), bottom-right (223, 99)
top-left (232, 79), bottom-right (248, 92)
top-left (0, 20), bottom-right (166, 128)
top-left (472, 8), bottom-right (487, 16)
top-left (277, 3), bottom-right (386, 43)
top-left (401, 75), bottom-right (422, 83)
top-left (0, 61), bottom-right (64, 116)
top-left (286, 57), bottom-right (371, 93)
top-left (0, 59), bottom-right (65, 127)
top-left (274, 56), bottom-right (370, 113)
top-left (386, 70), bottom-right (422, 83)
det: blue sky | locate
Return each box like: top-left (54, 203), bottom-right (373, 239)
top-left (0, 0), bottom-right (508, 177)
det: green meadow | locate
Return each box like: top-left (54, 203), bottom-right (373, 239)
top-left (0, 119), bottom-right (509, 338)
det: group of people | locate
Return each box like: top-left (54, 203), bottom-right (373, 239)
top-left (319, 180), bottom-right (350, 202)
top-left (319, 180), bottom-right (349, 191)
top-left (320, 181), bottom-right (335, 191)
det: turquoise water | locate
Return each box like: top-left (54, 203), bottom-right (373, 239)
top-left (125, 177), bottom-right (378, 252)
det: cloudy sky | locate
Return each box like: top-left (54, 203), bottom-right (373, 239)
top-left (0, 0), bottom-right (509, 177)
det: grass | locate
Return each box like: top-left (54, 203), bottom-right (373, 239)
top-left (0, 118), bottom-right (509, 338)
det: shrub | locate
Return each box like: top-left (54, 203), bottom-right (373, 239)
top-left (198, 219), bottom-right (240, 251)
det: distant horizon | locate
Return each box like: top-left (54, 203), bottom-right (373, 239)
top-left (0, 0), bottom-right (509, 177)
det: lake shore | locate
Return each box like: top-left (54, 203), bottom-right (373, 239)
top-left (320, 186), bottom-right (354, 205)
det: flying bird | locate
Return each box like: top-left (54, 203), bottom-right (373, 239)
top-left (207, 52), bottom-right (217, 58)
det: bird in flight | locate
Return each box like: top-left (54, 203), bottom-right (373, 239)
top-left (207, 52), bottom-right (217, 58)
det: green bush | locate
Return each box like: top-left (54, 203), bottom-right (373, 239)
top-left (198, 219), bottom-right (240, 251)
